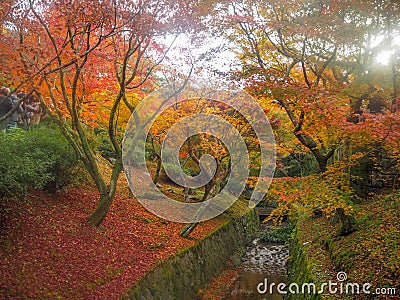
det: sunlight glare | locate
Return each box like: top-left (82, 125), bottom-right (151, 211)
top-left (376, 50), bottom-right (394, 65)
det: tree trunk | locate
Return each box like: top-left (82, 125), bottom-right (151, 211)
top-left (153, 155), bottom-right (162, 184)
top-left (179, 181), bottom-right (213, 238)
top-left (278, 99), bottom-right (335, 173)
top-left (179, 222), bottom-right (198, 238)
top-left (311, 149), bottom-right (330, 173)
top-left (87, 192), bottom-right (114, 226)
top-left (87, 158), bottom-right (123, 226)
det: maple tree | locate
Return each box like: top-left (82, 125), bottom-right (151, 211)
top-left (147, 95), bottom-right (262, 237)
top-left (212, 0), bottom-right (399, 172)
top-left (0, 2), bottom-right (399, 298)
top-left (0, 0), bottom-right (202, 225)
top-left (198, 0), bottom-right (400, 233)
top-left (1, 0), bottom-right (398, 231)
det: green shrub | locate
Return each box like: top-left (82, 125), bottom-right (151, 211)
top-left (259, 223), bottom-right (295, 243)
top-left (0, 124), bottom-right (81, 196)
top-left (274, 152), bottom-right (320, 177)
top-left (94, 126), bottom-right (118, 159)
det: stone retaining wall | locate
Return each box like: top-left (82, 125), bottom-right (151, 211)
top-left (123, 208), bottom-right (259, 300)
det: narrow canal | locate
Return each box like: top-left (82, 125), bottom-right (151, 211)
top-left (224, 228), bottom-right (289, 300)
top-left (197, 211), bottom-right (291, 300)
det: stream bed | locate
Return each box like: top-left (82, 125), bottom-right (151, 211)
top-left (223, 230), bottom-right (289, 299)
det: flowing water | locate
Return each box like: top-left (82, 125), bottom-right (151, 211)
top-left (223, 228), bottom-right (289, 299)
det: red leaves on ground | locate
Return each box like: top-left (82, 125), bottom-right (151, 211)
top-left (197, 268), bottom-right (239, 300)
top-left (0, 187), bottom-right (223, 299)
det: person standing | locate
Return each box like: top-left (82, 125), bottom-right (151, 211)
top-left (0, 87), bottom-right (23, 132)
top-left (0, 87), bottom-right (12, 131)
top-left (25, 95), bottom-right (43, 126)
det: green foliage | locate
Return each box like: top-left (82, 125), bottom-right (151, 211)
top-left (291, 191), bottom-right (400, 297)
top-left (259, 223), bottom-right (295, 243)
top-left (256, 198), bottom-right (278, 208)
top-left (94, 126), bottom-right (117, 159)
top-left (98, 138), bottom-right (117, 160)
top-left (180, 160), bottom-right (200, 177)
top-left (275, 152), bottom-right (320, 177)
top-left (0, 124), bottom-right (81, 196)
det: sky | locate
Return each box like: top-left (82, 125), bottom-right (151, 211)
top-left (156, 25), bottom-right (400, 87)
top-left (156, 32), bottom-right (240, 88)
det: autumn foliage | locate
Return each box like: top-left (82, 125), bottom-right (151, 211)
top-left (0, 0), bottom-right (399, 298)
top-left (1, 0), bottom-right (203, 225)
